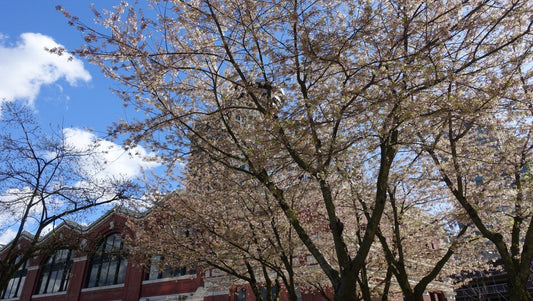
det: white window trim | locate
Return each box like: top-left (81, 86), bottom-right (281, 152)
top-left (32, 291), bottom-right (67, 298)
top-left (81, 283), bottom-right (124, 292)
top-left (73, 256), bottom-right (87, 262)
top-left (142, 273), bottom-right (196, 285)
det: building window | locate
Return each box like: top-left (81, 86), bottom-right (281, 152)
top-left (36, 249), bottom-right (73, 294)
top-left (260, 286), bottom-right (279, 301)
top-left (86, 233), bottom-right (128, 288)
top-left (235, 288), bottom-right (246, 301)
top-left (1, 256), bottom-right (27, 299)
top-left (145, 255), bottom-right (194, 281)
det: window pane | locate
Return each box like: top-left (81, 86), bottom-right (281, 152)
top-left (58, 249), bottom-right (68, 261)
top-left (38, 266), bottom-right (50, 294)
top-left (161, 267), bottom-right (172, 278)
top-left (145, 255), bottom-right (192, 280)
top-left (236, 288), bottom-right (246, 301)
top-left (86, 233), bottom-right (127, 288)
top-left (52, 269), bottom-right (64, 292)
top-left (61, 266), bottom-right (71, 291)
top-left (260, 286), bottom-right (278, 301)
top-left (15, 275), bottom-right (25, 298)
top-left (2, 257), bottom-right (27, 298)
top-left (107, 260), bottom-right (119, 286)
top-left (116, 258), bottom-right (127, 284)
top-left (104, 236), bottom-right (112, 253)
top-left (36, 249), bottom-right (73, 294)
top-left (147, 260), bottom-right (159, 280)
top-left (112, 236), bottom-right (122, 252)
top-left (99, 261), bottom-right (110, 286)
top-left (47, 270), bottom-right (59, 293)
top-left (87, 264), bottom-right (99, 288)
top-left (2, 278), bottom-right (15, 298)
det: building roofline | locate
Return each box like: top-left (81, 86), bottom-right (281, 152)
top-left (0, 206), bottom-right (141, 253)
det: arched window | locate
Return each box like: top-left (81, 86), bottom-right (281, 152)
top-left (1, 256), bottom-right (27, 299)
top-left (36, 249), bottom-right (73, 294)
top-left (86, 233), bottom-right (128, 288)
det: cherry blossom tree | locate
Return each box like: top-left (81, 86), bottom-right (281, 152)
top-left (130, 177), bottom-right (307, 301)
top-left (0, 103), bottom-right (135, 293)
top-left (130, 144), bottom-right (361, 301)
top-left (62, 0), bottom-right (533, 300)
top-left (341, 142), bottom-right (483, 300)
top-left (371, 183), bottom-right (469, 300)
top-left (419, 59), bottom-right (533, 300)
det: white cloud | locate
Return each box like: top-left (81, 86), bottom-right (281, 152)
top-left (0, 187), bottom-right (32, 224)
top-left (63, 128), bottom-right (161, 182)
top-left (0, 187), bottom-right (54, 231)
top-left (0, 229), bottom-right (16, 246)
top-left (0, 33), bottom-right (91, 104)
top-left (0, 187), bottom-right (38, 246)
top-left (0, 129), bottom-right (160, 233)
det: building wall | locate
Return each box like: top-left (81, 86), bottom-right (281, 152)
top-left (0, 210), bottom-right (329, 301)
top-left (0, 209), bottom-right (449, 301)
top-left (0, 211), bottom-right (207, 301)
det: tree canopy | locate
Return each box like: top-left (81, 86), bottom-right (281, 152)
top-left (63, 0), bottom-right (533, 300)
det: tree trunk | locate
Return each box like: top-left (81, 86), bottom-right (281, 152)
top-left (403, 291), bottom-right (426, 301)
top-left (508, 274), bottom-right (531, 301)
top-left (287, 289), bottom-right (299, 301)
top-left (357, 270), bottom-right (372, 301)
top-left (381, 265), bottom-right (393, 301)
top-left (334, 272), bottom-right (358, 301)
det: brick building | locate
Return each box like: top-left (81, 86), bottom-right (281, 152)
top-left (0, 208), bottom-right (329, 301)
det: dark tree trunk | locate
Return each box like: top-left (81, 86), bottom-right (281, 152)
top-left (403, 291), bottom-right (426, 301)
top-left (333, 271), bottom-right (358, 301)
top-left (508, 274), bottom-right (531, 301)
top-left (357, 268), bottom-right (372, 301)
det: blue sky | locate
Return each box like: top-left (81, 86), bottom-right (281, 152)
top-left (0, 0), bottom-right (127, 134)
top-left (0, 1), bottom-right (161, 244)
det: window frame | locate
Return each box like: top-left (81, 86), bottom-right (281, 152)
top-left (1, 256), bottom-right (27, 299)
top-left (85, 233), bottom-right (128, 288)
top-left (144, 255), bottom-right (195, 281)
top-left (260, 285), bottom-right (279, 301)
top-left (235, 287), bottom-right (247, 301)
top-left (35, 249), bottom-right (73, 295)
